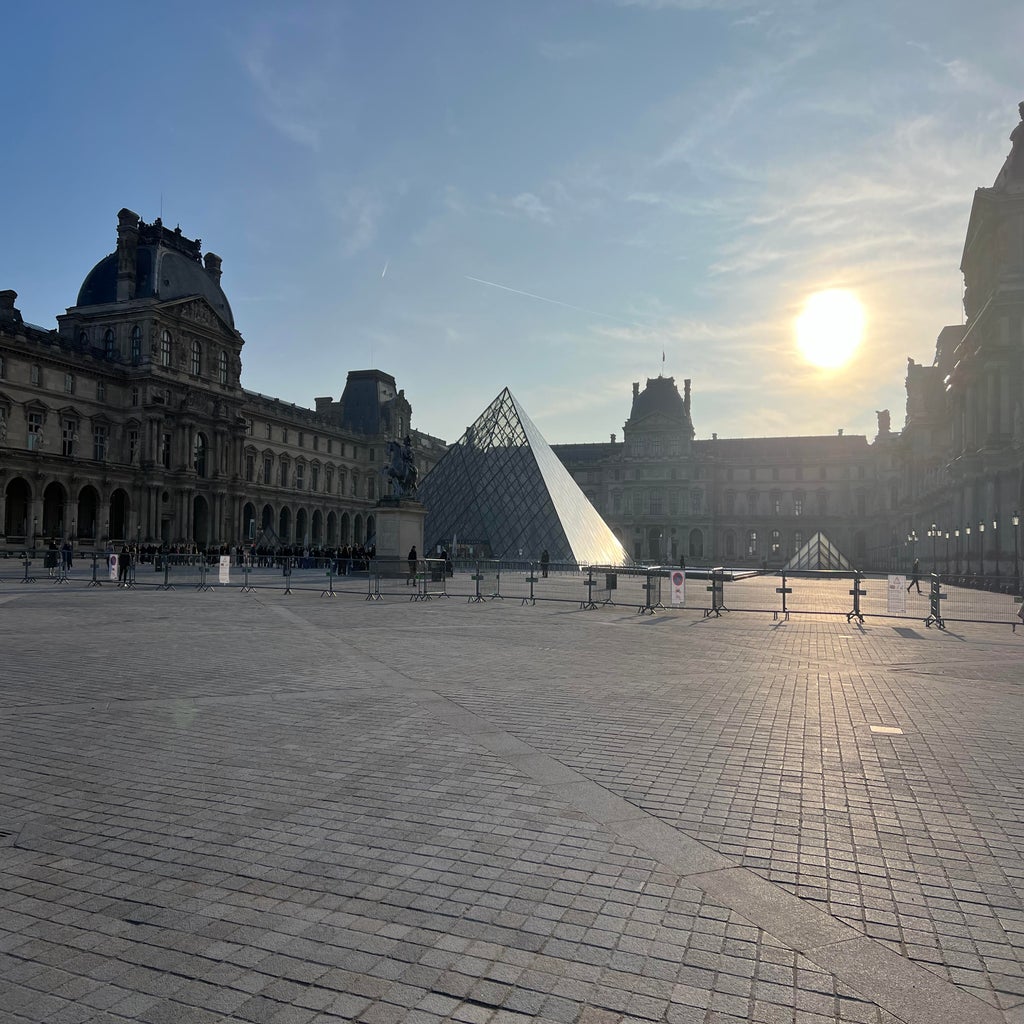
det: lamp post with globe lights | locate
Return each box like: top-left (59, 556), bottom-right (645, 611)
top-left (954, 528), bottom-right (960, 574)
top-left (993, 519), bottom-right (999, 577)
top-left (978, 520), bottom-right (985, 578)
top-left (928, 523), bottom-right (938, 573)
top-left (965, 525), bottom-right (972, 575)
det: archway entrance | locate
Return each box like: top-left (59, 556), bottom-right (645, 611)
top-left (340, 512), bottom-right (350, 545)
top-left (242, 502), bottom-right (256, 542)
top-left (279, 506), bottom-right (291, 544)
top-left (311, 510), bottom-right (323, 546)
top-left (109, 489), bottom-right (129, 541)
top-left (193, 495), bottom-right (211, 548)
top-left (688, 528), bottom-right (704, 559)
top-left (296, 508), bottom-right (308, 548)
top-left (326, 511), bottom-right (337, 546)
top-left (77, 485), bottom-right (100, 542)
top-left (43, 482), bottom-right (67, 540)
top-left (4, 478), bottom-right (31, 540)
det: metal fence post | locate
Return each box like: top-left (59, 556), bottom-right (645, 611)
top-left (196, 559), bottom-right (212, 592)
top-left (846, 571), bottom-right (866, 623)
top-left (321, 562), bottom-right (335, 598)
top-left (20, 556), bottom-right (36, 584)
top-left (469, 560), bottom-right (485, 603)
top-left (581, 565), bottom-right (598, 610)
top-left (923, 573), bottom-right (946, 630)
top-left (88, 552), bottom-right (102, 587)
top-left (638, 567), bottom-right (656, 615)
top-left (775, 571), bottom-right (791, 621)
top-left (239, 562), bottom-right (254, 594)
top-left (704, 568), bottom-right (727, 617)
top-left (522, 563), bottom-right (538, 606)
top-left (157, 557), bottom-right (174, 591)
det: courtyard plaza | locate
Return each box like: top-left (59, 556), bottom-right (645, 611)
top-left (0, 578), bottom-right (1022, 1024)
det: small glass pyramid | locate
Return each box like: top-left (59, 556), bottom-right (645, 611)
top-left (783, 531), bottom-right (853, 571)
top-left (418, 388), bottom-right (628, 565)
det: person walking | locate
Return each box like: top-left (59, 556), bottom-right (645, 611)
top-left (540, 548), bottom-right (550, 578)
top-left (407, 545), bottom-right (418, 585)
top-left (907, 557), bottom-right (921, 593)
top-left (118, 544), bottom-right (131, 586)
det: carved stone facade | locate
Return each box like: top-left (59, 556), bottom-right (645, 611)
top-left (0, 210), bottom-right (445, 551)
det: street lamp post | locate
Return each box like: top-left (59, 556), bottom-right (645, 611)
top-left (978, 520), bottom-right (985, 578)
top-left (965, 525), bottom-right (972, 575)
top-left (1013, 510), bottom-right (1020, 595)
top-left (993, 519), bottom-right (999, 577)
top-left (929, 523), bottom-right (938, 573)
top-left (954, 528), bottom-right (960, 574)
top-left (944, 531), bottom-right (950, 575)
top-left (907, 530), bottom-right (918, 572)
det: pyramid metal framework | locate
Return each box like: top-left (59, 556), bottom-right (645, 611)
top-left (782, 531), bottom-right (853, 571)
top-left (418, 388), bottom-right (628, 565)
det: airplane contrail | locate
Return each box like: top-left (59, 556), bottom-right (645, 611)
top-left (381, 261), bottom-right (389, 279)
top-left (465, 275), bottom-right (649, 328)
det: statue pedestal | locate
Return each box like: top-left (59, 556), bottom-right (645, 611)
top-left (374, 498), bottom-right (426, 573)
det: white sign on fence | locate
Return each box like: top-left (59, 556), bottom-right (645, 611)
top-left (108, 554), bottom-right (118, 581)
top-left (887, 575), bottom-right (907, 615)
top-left (219, 555), bottom-right (231, 585)
top-left (670, 569), bottom-right (686, 606)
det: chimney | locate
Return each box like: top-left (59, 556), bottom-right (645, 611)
top-left (116, 208), bottom-right (140, 301)
top-left (684, 378), bottom-right (691, 415)
top-left (837, 428), bottom-right (844, 436)
top-left (0, 289), bottom-right (15, 311)
top-left (204, 252), bottom-right (223, 284)
top-left (712, 432), bottom-right (717, 440)
top-left (632, 381), bottom-right (640, 398)
top-left (610, 433), bottom-right (616, 443)
top-left (876, 409), bottom-right (891, 436)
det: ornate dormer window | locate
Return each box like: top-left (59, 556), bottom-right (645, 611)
top-left (160, 330), bottom-right (172, 367)
top-left (131, 326), bottom-right (142, 365)
top-left (218, 350), bottom-right (228, 385)
top-left (191, 339), bottom-right (202, 377)
top-left (104, 329), bottom-right (116, 360)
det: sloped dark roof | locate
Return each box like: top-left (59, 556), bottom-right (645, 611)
top-left (694, 434), bottom-right (869, 458)
top-left (626, 376), bottom-right (688, 427)
top-left (76, 247), bottom-right (234, 327)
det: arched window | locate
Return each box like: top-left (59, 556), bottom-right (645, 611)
top-left (194, 433), bottom-right (208, 477)
top-left (131, 326), bottom-right (142, 365)
top-left (218, 351), bottom-right (228, 385)
top-left (746, 530), bottom-right (758, 556)
top-left (191, 340), bottom-right (202, 376)
top-left (160, 330), bottom-right (172, 367)
top-left (104, 329), bottom-right (116, 359)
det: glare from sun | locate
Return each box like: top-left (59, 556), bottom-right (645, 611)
top-left (795, 289), bottom-right (865, 370)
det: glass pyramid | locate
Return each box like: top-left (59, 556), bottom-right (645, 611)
top-left (418, 388), bottom-right (628, 566)
top-left (783, 531), bottom-right (853, 571)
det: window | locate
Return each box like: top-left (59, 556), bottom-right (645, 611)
top-left (350, 472), bottom-right (358, 497)
top-left (746, 530), bottom-right (758, 556)
top-left (62, 418), bottom-right (77, 457)
top-left (27, 411), bottom-right (43, 450)
top-left (191, 340), bottom-right (202, 376)
top-left (650, 491), bottom-right (663, 515)
top-left (160, 331), bottom-right (172, 367)
top-left (128, 429), bottom-right (139, 464)
top-left (161, 432), bottom-right (172, 468)
top-left (327, 439), bottom-right (333, 455)
top-left (263, 456), bottom-right (272, 483)
top-left (265, 423), bottom-right (272, 440)
top-left (794, 530), bottom-right (803, 551)
top-left (325, 467), bottom-right (333, 493)
top-left (691, 490), bottom-right (702, 514)
top-left (280, 459), bottom-right (289, 487)
top-left (311, 465), bottom-right (320, 491)
top-left (246, 454), bottom-right (255, 482)
top-left (64, 373), bottom-right (75, 395)
top-left (282, 428), bottom-right (288, 444)
top-left (104, 329), bottom-right (116, 359)
top-left (296, 463), bottom-right (305, 490)
top-left (369, 448), bottom-right (375, 462)
top-left (367, 475), bottom-right (375, 499)
top-left (613, 492), bottom-right (622, 513)
top-left (131, 326), bottom-right (142, 364)
top-left (96, 380), bottom-right (106, 402)
top-left (194, 434), bottom-right (207, 477)
top-left (773, 494), bottom-right (781, 515)
top-left (725, 491), bottom-right (736, 515)
top-left (298, 432), bottom-right (305, 448)
top-left (771, 530), bottom-right (781, 555)
top-left (131, 385), bottom-right (140, 407)
top-left (794, 494), bottom-right (804, 517)
top-left (313, 436), bottom-right (319, 452)
top-left (218, 351), bottom-right (228, 385)
top-left (78, 330), bottom-right (89, 347)
top-left (93, 424), bottom-right (108, 462)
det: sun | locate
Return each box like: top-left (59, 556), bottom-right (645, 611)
top-left (795, 289), bottom-right (865, 369)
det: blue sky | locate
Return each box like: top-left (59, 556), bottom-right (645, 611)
top-left (3, 1), bottom-right (1021, 446)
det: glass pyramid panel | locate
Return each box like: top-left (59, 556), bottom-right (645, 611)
top-left (783, 531), bottom-right (853, 571)
top-left (418, 388), bottom-right (628, 565)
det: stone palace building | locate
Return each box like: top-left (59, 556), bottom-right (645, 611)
top-left (0, 209), bottom-right (444, 552)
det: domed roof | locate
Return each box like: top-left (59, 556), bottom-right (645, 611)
top-left (627, 376), bottom-right (687, 425)
top-left (75, 216), bottom-right (234, 327)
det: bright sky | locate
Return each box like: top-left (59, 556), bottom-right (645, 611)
top-left (2, 1), bottom-right (1021, 446)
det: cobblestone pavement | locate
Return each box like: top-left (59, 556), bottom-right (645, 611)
top-left (0, 584), bottom-right (1021, 1024)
